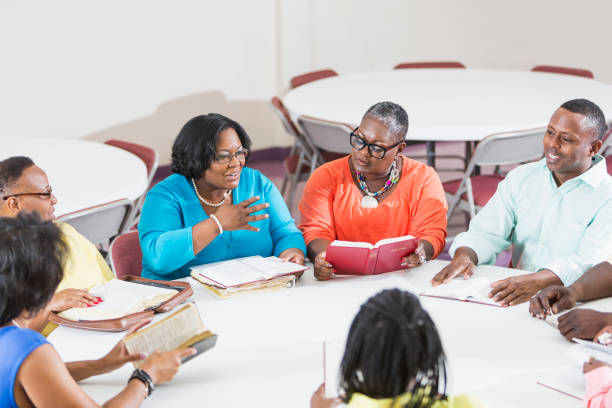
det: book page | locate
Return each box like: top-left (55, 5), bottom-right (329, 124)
top-left (193, 259), bottom-right (266, 287)
top-left (373, 235), bottom-right (415, 248)
top-left (421, 277), bottom-right (499, 306)
top-left (537, 367), bottom-right (585, 400)
top-left (124, 303), bottom-right (205, 367)
top-left (58, 279), bottom-right (176, 321)
top-left (240, 256), bottom-right (306, 278)
top-left (329, 240), bottom-right (373, 249)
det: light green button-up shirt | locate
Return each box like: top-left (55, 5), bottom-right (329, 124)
top-left (450, 155), bottom-right (612, 285)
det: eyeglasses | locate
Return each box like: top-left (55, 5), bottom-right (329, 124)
top-left (349, 128), bottom-right (404, 159)
top-left (214, 149), bottom-right (249, 164)
top-left (2, 190), bottom-right (54, 201)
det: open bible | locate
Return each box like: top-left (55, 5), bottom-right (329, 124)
top-left (325, 235), bottom-right (418, 275)
top-left (420, 277), bottom-right (500, 306)
top-left (190, 256), bottom-right (307, 298)
top-left (58, 279), bottom-right (180, 321)
top-left (124, 303), bottom-right (217, 367)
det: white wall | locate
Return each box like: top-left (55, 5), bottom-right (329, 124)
top-left (3, 0), bottom-right (612, 164)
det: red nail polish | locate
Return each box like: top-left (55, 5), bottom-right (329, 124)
top-left (87, 304), bottom-right (93, 308)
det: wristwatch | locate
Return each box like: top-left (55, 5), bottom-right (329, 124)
top-left (129, 368), bottom-right (155, 397)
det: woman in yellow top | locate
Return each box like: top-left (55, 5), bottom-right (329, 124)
top-left (311, 289), bottom-right (484, 408)
top-left (0, 157), bottom-right (112, 313)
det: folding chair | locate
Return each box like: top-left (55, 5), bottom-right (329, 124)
top-left (108, 230), bottom-right (142, 279)
top-left (270, 97), bottom-right (344, 208)
top-left (290, 69), bottom-right (338, 89)
top-left (531, 65), bottom-right (594, 79)
top-left (57, 198), bottom-right (133, 247)
top-left (393, 61), bottom-right (466, 70)
top-left (443, 128), bottom-right (545, 220)
top-left (104, 140), bottom-right (158, 229)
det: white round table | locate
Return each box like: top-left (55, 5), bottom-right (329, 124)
top-left (2, 138), bottom-right (149, 217)
top-left (283, 69), bottom-right (612, 166)
top-left (49, 260), bottom-right (609, 407)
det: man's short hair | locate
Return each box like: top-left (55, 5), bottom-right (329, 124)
top-left (362, 101), bottom-right (409, 142)
top-left (0, 156), bottom-right (34, 196)
top-left (0, 212), bottom-right (66, 325)
top-left (560, 99), bottom-right (607, 140)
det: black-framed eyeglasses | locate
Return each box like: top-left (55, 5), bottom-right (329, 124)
top-left (214, 149), bottom-right (249, 164)
top-left (2, 191), bottom-right (54, 201)
top-left (349, 128), bottom-right (404, 159)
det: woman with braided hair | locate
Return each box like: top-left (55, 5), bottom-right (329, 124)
top-left (311, 289), bottom-right (483, 408)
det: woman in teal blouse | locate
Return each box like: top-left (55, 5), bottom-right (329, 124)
top-left (139, 113), bottom-right (306, 280)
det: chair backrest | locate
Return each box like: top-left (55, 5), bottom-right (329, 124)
top-left (393, 61), bottom-right (466, 70)
top-left (57, 198), bottom-right (133, 246)
top-left (104, 140), bottom-right (158, 184)
top-left (297, 116), bottom-right (354, 156)
top-left (531, 65), bottom-right (594, 79)
top-left (270, 97), bottom-right (301, 139)
top-left (104, 140), bottom-right (158, 229)
top-left (108, 230), bottom-right (142, 278)
top-left (467, 127), bottom-right (545, 173)
top-left (290, 69), bottom-right (338, 89)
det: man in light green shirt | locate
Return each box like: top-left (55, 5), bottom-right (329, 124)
top-left (432, 99), bottom-right (612, 306)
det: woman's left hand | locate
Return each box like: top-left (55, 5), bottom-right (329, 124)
top-left (279, 248), bottom-right (305, 265)
top-left (401, 240), bottom-right (431, 268)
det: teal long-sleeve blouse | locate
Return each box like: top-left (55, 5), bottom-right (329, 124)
top-left (139, 168), bottom-right (306, 280)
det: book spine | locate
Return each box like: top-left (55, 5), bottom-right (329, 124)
top-left (365, 248), bottom-right (379, 275)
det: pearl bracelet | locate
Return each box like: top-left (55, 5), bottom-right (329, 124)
top-left (210, 214), bottom-right (223, 234)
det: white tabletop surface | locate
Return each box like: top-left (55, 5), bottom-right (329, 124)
top-left (283, 69), bottom-right (612, 142)
top-left (2, 138), bottom-right (149, 216)
top-left (48, 260), bottom-right (612, 407)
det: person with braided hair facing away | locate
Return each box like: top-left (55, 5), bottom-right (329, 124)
top-left (310, 289), bottom-right (484, 408)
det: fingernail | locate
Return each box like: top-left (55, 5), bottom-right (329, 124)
top-left (87, 304), bottom-right (93, 308)
top-left (96, 297), bottom-right (102, 301)
top-left (265, 203), bottom-right (270, 207)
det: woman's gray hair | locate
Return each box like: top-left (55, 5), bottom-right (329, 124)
top-left (362, 102), bottom-right (409, 141)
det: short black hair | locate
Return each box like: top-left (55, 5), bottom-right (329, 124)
top-left (0, 156), bottom-right (34, 196)
top-left (339, 289), bottom-right (447, 407)
top-left (362, 102), bottom-right (409, 142)
top-left (560, 99), bottom-right (607, 140)
top-left (0, 212), bottom-right (66, 325)
top-left (171, 113), bottom-right (252, 178)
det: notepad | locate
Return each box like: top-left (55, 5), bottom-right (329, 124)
top-left (420, 277), bottom-right (500, 306)
top-left (124, 303), bottom-right (217, 367)
top-left (58, 279), bottom-right (178, 321)
top-left (190, 256), bottom-right (307, 288)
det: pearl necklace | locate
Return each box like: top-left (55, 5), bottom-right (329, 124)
top-left (356, 160), bottom-right (400, 208)
top-left (12, 319), bottom-right (20, 328)
top-left (191, 178), bottom-right (228, 207)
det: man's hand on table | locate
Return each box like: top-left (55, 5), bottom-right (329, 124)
top-left (488, 270), bottom-right (562, 307)
top-left (431, 249), bottom-right (476, 286)
top-left (529, 285), bottom-right (579, 318)
top-left (557, 309), bottom-right (612, 340)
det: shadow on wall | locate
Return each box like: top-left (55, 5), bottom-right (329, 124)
top-left (84, 90), bottom-right (287, 165)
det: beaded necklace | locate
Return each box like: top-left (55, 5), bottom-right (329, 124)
top-left (355, 160), bottom-right (400, 208)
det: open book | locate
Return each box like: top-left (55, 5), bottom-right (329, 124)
top-left (124, 303), bottom-right (217, 367)
top-left (537, 341), bottom-right (612, 400)
top-left (58, 279), bottom-right (179, 321)
top-left (325, 235), bottom-right (418, 275)
top-left (190, 255), bottom-right (307, 289)
top-left (420, 277), bottom-right (500, 306)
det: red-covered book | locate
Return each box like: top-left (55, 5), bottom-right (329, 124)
top-left (325, 235), bottom-right (418, 275)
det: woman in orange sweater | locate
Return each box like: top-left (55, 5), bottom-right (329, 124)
top-left (299, 101), bottom-right (448, 280)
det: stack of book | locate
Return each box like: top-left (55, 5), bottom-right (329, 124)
top-left (190, 255), bottom-right (308, 299)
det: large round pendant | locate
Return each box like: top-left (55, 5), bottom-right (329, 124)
top-left (361, 195), bottom-right (378, 208)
